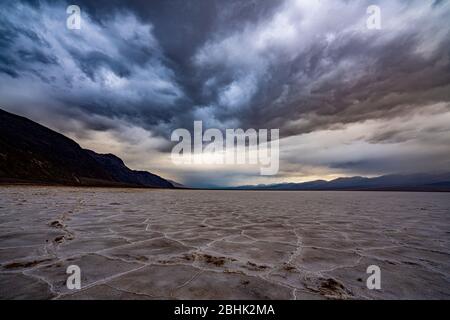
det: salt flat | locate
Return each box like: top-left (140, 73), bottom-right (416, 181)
top-left (0, 187), bottom-right (449, 299)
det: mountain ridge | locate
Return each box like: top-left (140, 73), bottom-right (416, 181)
top-left (0, 108), bottom-right (174, 188)
top-left (233, 173), bottom-right (450, 191)
top-left (1, 108), bottom-right (449, 191)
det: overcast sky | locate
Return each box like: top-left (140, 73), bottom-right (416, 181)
top-left (1, 0), bottom-right (449, 187)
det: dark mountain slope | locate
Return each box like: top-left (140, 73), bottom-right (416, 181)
top-left (0, 108), bottom-right (173, 188)
top-left (86, 151), bottom-right (173, 188)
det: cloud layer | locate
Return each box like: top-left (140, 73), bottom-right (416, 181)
top-left (0, 0), bottom-right (449, 186)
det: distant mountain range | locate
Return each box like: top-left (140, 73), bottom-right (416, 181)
top-left (234, 173), bottom-right (450, 191)
top-left (0, 108), bottom-right (174, 188)
top-left (1, 108), bottom-right (449, 191)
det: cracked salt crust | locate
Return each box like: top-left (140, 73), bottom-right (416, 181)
top-left (0, 187), bottom-right (449, 299)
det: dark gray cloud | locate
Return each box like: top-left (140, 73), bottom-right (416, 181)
top-left (0, 0), bottom-right (449, 186)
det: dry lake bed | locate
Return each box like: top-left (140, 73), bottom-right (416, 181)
top-left (0, 187), bottom-right (449, 299)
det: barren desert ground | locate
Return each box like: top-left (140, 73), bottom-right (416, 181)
top-left (0, 187), bottom-right (449, 299)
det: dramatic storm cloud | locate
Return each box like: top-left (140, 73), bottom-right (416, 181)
top-left (0, 0), bottom-right (449, 186)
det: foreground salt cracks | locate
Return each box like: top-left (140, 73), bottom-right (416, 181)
top-left (171, 121), bottom-right (280, 175)
top-left (0, 187), bottom-right (449, 300)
